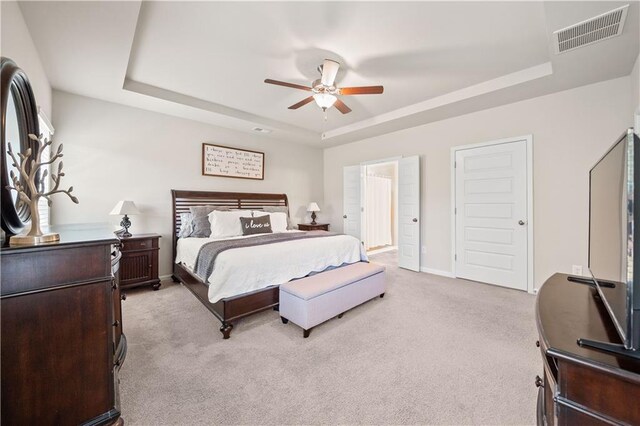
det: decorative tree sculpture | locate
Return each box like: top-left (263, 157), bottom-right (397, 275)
top-left (6, 133), bottom-right (78, 244)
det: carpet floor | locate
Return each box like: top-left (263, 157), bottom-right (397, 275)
top-left (120, 251), bottom-right (539, 425)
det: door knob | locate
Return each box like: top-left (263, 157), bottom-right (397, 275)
top-left (412, 218), bottom-right (418, 223)
top-left (518, 220), bottom-right (526, 226)
top-left (343, 215), bottom-right (347, 219)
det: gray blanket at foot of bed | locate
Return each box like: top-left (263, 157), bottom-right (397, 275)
top-left (194, 231), bottom-right (339, 282)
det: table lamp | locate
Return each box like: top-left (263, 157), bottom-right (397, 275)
top-left (110, 200), bottom-right (139, 237)
top-left (307, 202), bottom-right (320, 225)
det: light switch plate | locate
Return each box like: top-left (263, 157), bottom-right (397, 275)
top-left (572, 265), bottom-right (583, 276)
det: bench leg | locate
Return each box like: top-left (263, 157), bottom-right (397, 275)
top-left (281, 317), bottom-right (289, 324)
top-left (303, 328), bottom-right (312, 338)
top-left (220, 322), bottom-right (233, 339)
top-left (380, 293), bottom-right (385, 298)
top-left (338, 313), bottom-right (344, 319)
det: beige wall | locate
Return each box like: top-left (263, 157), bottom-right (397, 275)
top-left (0, 1), bottom-right (52, 118)
top-left (52, 91), bottom-right (323, 276)
top-left (324, 76), bottom-right (633, 289)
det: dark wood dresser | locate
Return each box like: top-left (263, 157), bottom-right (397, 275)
top-left (119, 233), bottom-right (161, 291)
top-left (298, 223), bottom-right (330, 231)
top-left (536, 273), bottom-right (640, 425)
top-left (1, 225), bottom-right (126, 425)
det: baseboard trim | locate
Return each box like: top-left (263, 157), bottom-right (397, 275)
top-left (420, 267), bottom-right (455, 278)
top-left (159, 274), bottom-right (173, 281)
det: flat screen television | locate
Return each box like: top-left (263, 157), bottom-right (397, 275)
top-left (588, 128), bottom-right (640, 357)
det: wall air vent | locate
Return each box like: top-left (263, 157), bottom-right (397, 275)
top-left (553, 4), bottom-right (629, 54)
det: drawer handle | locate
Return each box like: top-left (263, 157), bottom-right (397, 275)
top-left (121, 293), bottom-right (127, 301)
top-left (113, 320), bottom-right (120, 327)
top-left (535, 375), bottom-right (543, 388)
top-left (536, 340), bottom-right (540, 348)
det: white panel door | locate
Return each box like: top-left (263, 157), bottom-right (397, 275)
top-left (455, 140), bottom-right (527, 290)
top-left (398, 156), bottom-right (420, 271)
top-left (343, 165), bottom-right (362, 241)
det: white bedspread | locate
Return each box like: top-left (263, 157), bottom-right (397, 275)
top-left (175, 231), bottom-right (367, 302)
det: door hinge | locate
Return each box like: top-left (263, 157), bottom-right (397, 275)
top-left (454, 161), bottom-right (457, 168)
top-left (454, 207), bottom-right (457, 214)
top-left (455, 254), bottom-right (457, 261)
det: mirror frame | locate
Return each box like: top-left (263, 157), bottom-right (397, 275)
top-left (1, 57), bottom-right (40, 235)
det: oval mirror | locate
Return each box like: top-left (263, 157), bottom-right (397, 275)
top-left (1, 57), bottom-right (40, 235)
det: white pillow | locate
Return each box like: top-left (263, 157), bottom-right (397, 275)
top-left (252, 211), bottom-right (288, 233)
top-left (209, 210), bottom-right (252, 238)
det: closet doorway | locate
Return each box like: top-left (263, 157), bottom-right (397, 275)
top-left (363, 161), bottom-right (398, 255)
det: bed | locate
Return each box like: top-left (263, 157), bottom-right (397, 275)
top-left (171, 190), bottom-right (365, 339)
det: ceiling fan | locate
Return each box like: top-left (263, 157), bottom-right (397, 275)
top-left (264, 59), bottom-right (384, 114)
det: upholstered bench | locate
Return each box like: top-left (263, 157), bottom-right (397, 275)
top-left (279, 262), bottom-right (386, 338)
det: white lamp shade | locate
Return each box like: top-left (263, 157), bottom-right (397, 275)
top-left (313, 93), bottom-right (337, 109)
top-left (307, 202), bottom-right (320, 212)
top-left (110, 200), bottom-right (140, 215)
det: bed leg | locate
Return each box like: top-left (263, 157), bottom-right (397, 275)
top-left (281, 317), bottom-right (288, 324)
top-left (220, 322), bottom-right (233, 339)
top-left (273, 305), bottom-right (279, 312)
top-left (337, 313), bottom-right (344, 319)
top-left (303, 328), bottom-right (312, 338)
top-left (171, 275), bottom-right (180, 283)
top-left (380, 293), bottom-right (385, 298)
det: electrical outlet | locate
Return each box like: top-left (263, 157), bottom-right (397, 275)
top-left (572, 265), bottom-right (583, 276)
top-left (421, 246), bottom-right (426, 254)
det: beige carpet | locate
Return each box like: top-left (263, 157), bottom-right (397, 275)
top-left (120, 251), bottom-right (539, 425)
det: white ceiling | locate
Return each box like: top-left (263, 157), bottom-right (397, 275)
top-left (17, 1), bottom-right (640, 147)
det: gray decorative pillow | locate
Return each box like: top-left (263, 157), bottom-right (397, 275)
top-left (178, 212), bottom-right (194, 238)
top-left (240, 215), bottom-right (272, 236)
top-left (191, 215), bottom-right (213, 238)
top-left (189, 205), bottom-right (230, 238)
top-left (261, 206), bottom-right (293, 230)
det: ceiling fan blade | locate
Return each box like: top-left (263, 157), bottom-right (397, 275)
top-left (334, 99), bottom-right (352, 114)
top-left (320, 59), bottom-right (340, 87)
top-left (264, 79), bottom-right (311, 91)
top-left (288, 96), bottom-right (315, 110)
top-left (339, 86), bottom-right (384, 95)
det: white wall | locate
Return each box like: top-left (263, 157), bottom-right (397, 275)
top-left (324, 76), bottom-right (633, 289)
top-left (52, 90), bottom-right (323, 276)
top-left (632, 53), bottom-right (640, 130)
top-left (0, 1), bottom-right (52, 118)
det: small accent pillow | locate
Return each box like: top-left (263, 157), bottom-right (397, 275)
top-left (240, 215), bottom-right (273, 236)
top-left (178, 213), bottom-right (194, 238)
top-left (261, 206), bottom-right (293, 230)
top-left (189, 206), bottom-right (230, 238)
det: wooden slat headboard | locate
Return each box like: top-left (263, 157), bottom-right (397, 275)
top-left (171, 190), bottom-right (289, 261)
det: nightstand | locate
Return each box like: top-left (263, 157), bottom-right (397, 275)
top-left (118, 233), bottom-right (161, 291)
top-left (298, 223), bottom-right (330, 231)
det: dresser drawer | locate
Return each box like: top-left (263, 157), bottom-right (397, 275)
top-left (121, 238), bottom-right (157, 252)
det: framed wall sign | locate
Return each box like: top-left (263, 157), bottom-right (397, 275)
top-left (202, 143), bottom-right (265, 180)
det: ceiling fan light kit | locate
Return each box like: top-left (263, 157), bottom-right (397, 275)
top-left (313, 93), bottom-right (337, 110)
top-left (264, 58), bottom-right (384, 115)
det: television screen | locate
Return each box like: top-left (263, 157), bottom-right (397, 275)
top-left (589, 129), bottom-right (638, 350)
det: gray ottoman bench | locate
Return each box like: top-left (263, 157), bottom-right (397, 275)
top-left (279, 262), bottom-right (386, 338)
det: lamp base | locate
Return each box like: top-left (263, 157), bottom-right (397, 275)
top-left (9, 232), bottom-right (60, 246)
top-left (311, 211), bottom-right (317, 225)
top-left (119, 215), bottom-right (132, 238)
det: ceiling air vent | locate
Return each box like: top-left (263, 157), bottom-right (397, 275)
top-left (252, 127), bottom-right (272, 134)
top-left (553, 4), bottom-right (629, 54)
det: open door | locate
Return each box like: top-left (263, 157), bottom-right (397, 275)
top-left (398, 156), bottom-right (420, 271)
top-left (343, 165), bottom-right (362, 241)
